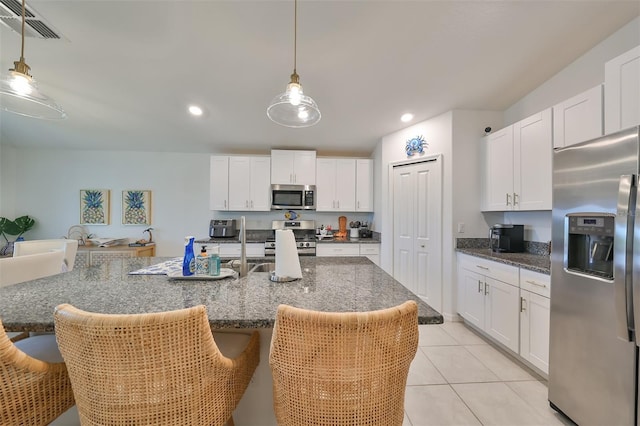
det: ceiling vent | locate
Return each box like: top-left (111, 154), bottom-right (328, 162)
top-left (0, 0), bottom-right (61, 39)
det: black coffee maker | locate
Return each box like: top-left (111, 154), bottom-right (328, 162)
top-left (489, 224), bottom-right (524, 253)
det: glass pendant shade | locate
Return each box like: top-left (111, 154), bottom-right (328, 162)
top-left (0, 0), bottom-right (65, 120)
top-left (267, 0), bottom-right (320, 128)
top-left (0, 71), bottom-right (66, 119)
top-left (267, 79), bottom-right (321, 128)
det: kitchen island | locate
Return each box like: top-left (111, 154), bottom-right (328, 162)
top-left (0, 256), bottom-right (441, 426)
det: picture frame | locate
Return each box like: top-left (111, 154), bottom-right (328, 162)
top-left (80, 189), bottom-right (110, 225)
top-left (122, 190), bottom-right (152, 225)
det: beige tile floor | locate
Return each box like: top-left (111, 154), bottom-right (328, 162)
top-left (403, 321), bottom-right (573, 426)
top-left (52, 321), bottom-right (573, 426)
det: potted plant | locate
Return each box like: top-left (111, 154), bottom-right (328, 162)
top-left (0, 215), bottom-right (36, 256)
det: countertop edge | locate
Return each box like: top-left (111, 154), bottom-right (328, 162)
top-left (456, 248), bottom-right (550, 275)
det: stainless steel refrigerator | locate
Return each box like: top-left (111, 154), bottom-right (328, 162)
top-left (549, 125), bottom-right (640, 425)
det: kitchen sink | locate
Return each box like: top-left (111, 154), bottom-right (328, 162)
top-left (249, 262), bottom-right (276, 273)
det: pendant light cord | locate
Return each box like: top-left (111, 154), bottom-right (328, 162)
top-left (20, 0), bottom-right (26, 61)
top-left (293, 0), bottom-right (297, 75)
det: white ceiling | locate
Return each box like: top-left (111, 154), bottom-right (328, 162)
top-left (0, 1), bottom-right (638, 155)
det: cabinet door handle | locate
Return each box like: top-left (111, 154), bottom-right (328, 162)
top-left (337, 200), bottom-right (340, 209)
top-left (293, 173), bottom-right (297, 183)
top-left (290, 173), bottom-right (293, 183)
top-left (478, 280), bottom-right (482, 293)
top-left (484, 282), bottom-right (489, 295)
top-left (357, 201), bottom-right (360, 209)
top-left (250, 200), bottom-right (254, 208)
top-left (513, 192), bottom-right (518, 206)
top-left (520, 296), bottom-right (526, 312)
top-left (506, 193), bottom-right (511, 206)
top-left (224, 200), bottom-right (227, 209)
top-left (525, 279), bottom-right (547, 288)
top-left (476, 265), bottom-right (489, 270)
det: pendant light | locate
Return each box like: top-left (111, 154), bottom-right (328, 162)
top-left (0, 0), bottom-right (65, 119)
top-left (267, 0), bottom-right (320, 128)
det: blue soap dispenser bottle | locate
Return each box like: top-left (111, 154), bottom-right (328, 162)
top-left (183, 236), bottom-right (196, 276)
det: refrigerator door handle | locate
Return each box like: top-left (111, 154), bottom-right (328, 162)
top-left (614, 174), bottom-right (635, 342)
top-left (633, 179), bottom-right (640, 346)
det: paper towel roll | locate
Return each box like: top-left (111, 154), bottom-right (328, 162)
top-left (275, 229), bottom-right (302, 279)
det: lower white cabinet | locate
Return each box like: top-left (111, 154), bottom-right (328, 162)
top-left (457, 253), bottom-right (551, 375)
top-left (359, 244), bottom-right (380, 266)
top-left (317, 243), bottom-right (380, 266)
top-left (458, 254), bottom-right (520, 353)
top-left (316, 243), bottom-right (360, 257)
top-left (218, 243), bottom-right (264, 258)
top-left (519, 269), bottom-right (550, 374)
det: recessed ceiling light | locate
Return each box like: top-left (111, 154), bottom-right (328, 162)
top-left (188, 105), bottom-right (203, 116)
top-left (400, 113), bottom-right (414, 123)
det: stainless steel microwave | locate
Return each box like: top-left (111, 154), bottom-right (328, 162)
top-left (271, 184), bottom-right (316, 210)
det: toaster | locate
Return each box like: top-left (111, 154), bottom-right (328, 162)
top-left (209, 219), bottom-right (237, 238)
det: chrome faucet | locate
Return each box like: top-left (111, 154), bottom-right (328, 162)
top-left (239, 216), bottom-right (248, 277)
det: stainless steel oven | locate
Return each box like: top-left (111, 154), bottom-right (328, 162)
top-left (264, 220), bottom-right (316, 256)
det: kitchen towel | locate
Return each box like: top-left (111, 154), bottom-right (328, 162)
top-left (275, 229), bottom-right (302, 279)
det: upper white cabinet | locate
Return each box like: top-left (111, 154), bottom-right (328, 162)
top-left (605, 46), bottom-right (640, 134)
top-left (553, 84), bottom-right (603, 148)
top-left (316, 158), bottom-right (356, 211)
top-left (210, 156), bottom-right (229, 210)
top-left (355, 159), bottom-right (373, 212)
top-left (271, 150), bottom-right (316, 185)
top-left (513, 108), bottom-right (552, 210)
top-left (228, 156), bottom-right (271, 211)
top-left (483, 127), bottom-right (514, 211)
top-left (210, 156), bottom-right (270, 211)
top-left (482, 108), bottom-right (552, 211)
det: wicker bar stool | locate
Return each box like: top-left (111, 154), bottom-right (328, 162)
top-left (269, 300), bottom-right (419, 426)
top-left (0, 319), bottom-right (75, 426)
top-left (54, 304), bottom-right (259, 426)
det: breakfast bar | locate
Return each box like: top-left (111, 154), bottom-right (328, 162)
top-left (0, 256), bottom-right (442, 425)
top-left (0, 256), bottom-right (442, 332)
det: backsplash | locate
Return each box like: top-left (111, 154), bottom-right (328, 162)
top-left (456, 238), bottom-right (550, 256)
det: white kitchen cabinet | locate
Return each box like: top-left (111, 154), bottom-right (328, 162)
top-left (359, 243), bottom-right (380, 266)
top-left (513, 108), bottom-right (553, 210)
top-left (519, 269), bottom-right (550, 374)
top-left (210, 156), bottom-right (229, 210)
top-left (270, 150), bottom-right (316, 185)
top-left (457, 254), bottom-right (520, 353)
top-left (483, 127), bottom-right (514, 211)
top-left (605, 45), bottom-right (640, 134)
top-left (317, 243), bottom-right (379, 264)
top-left (316, 243), bottom-right (360, 257)
top-left (355, 159), bottom-right (373, 212)
top-left (218, 243), bottom-right (264, 258)
top-left (553, 84), bottom-right (603, 148)
top-left (228, 156), bottom-right (271, 211)
top-left (482, 108), bottom-right (552, 211)
top-left (316, 158), bottom-right (356, 211)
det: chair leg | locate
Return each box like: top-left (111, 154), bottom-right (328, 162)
top-left (9, 331), bottom-right (29, 343)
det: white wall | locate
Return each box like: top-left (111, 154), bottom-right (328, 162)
top-left (504, 16), bottom-right (640, 125)
top-left (1, 149), bottom-right (212, 256)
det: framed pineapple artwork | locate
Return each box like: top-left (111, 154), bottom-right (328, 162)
top-left (122, 190), bottom-right (152, 225)
top-left (80, 189), bottom-right (111, 225)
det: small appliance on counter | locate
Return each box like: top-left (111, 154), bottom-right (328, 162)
top-left (489, 224), bottom-right (524, 253)
top-left (209, 219), bottom-right (237, 238)
top-left (359, 222), bottom-right (373, 238)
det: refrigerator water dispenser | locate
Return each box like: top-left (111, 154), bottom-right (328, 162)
top-left (566, 214), bottom-right (614, 280)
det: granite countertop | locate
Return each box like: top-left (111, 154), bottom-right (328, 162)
top-left (456, 248), bottom-right (550, 275)
top-left (0, 256), bottom-right (442, 332)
